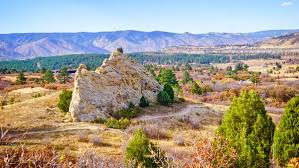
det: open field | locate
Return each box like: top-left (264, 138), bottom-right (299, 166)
top-left (0, 86), bottom-right (225, 165)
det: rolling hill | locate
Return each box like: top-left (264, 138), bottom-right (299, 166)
top-left (0, 29), bottom-right (298, 60)
top-left (255, 32), bottom-right (299, 48)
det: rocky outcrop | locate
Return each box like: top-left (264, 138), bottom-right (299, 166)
top-left (69, 49), bottom-right (162, 121)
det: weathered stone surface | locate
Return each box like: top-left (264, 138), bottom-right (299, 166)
top-left (69, 50), bottom-right (162, 121)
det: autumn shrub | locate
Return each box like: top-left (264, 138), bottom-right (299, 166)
top-left (141, 124), bottom-right (169, 139)
top-left (57, 89), bottom-right (72, 113)
top-left (220, 88), bottom-right (240, 101)
top-left (0, 146), bottom-right (76, 167)
top-left (105, 117), bottom-right (130, 129)
top-left (173, 135), bottom-right (185, 146)
top-left (212, 72), bottom-right (225, 80)
top-left (201, 84), bottom-right (213, 93)
top-left (0, 146), bottom-right (123, 167)
top-left (43, 83), bottom-right (61, 90)
top-left (273, 96), bottom-right (299, 166)
top-left (265, 85), bottom-right (296, 103)
top-left (126, 124), bottom-right (169, 140)
top-left (186, 136), bottom-right (237, 168)
top-left (287, 157), bottom-right (299, 168)
top-left (217, 90), bottom-right (275, 167)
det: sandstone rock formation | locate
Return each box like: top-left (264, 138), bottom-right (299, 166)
top-left (69, 49), bottom-right (162, 121)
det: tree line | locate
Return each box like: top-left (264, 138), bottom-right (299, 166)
top-left (0, 52), bottom-right (281, 73)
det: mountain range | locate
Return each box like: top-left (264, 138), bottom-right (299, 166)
top-left (0, 29), bottom-right (299, 60)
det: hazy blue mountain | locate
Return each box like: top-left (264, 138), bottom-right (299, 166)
top-left (0, 29), bottom-right (298, 60)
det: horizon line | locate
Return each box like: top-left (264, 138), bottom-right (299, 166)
top-left (1, 28), bottom-right (299, 35)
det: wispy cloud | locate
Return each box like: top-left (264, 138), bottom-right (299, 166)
top-left (281, 1), bottom-right (294, 7)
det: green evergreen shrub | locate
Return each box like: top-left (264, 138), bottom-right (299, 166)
top-left (58, 67), bottom-right (69, 83)
top-left (157, 91), bottom-right (171, 106)
top-left (157, 69), bottom-right (178, 86)
top-left (128, 102), bottom-right (135, 108)
top-left (181, 70), bottom-right (193, 84)
top-left (42, 70), bottom-right (55, 83)
top-left (190, 82), bottom-right (202, 95)
top-left (217, 90), bottom-right (275, 167)
top-left (57, 90), bottom-right (73, 113)
top-left (273, 96), bottom-right (299, 166)
top-left (139, 96), bottom-right (149, 107)
top-left (126, 129), bottom-right (170, 167)
top-left (163, 83), bottom-right (174, 101)
top-left (184, 63), bottom-right (192, 71)
top-left (105, 117), bottom-right (130, 129)
top-left (15, 72), bottom-right (26, 85)
top-left (125, 129), bottom-right (160, 167)
top-left (113, 106), bottom-right (141, 119)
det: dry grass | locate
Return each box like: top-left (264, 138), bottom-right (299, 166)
top-left (0, 84), bottom-right (230, 164)
top-left (0, 91), bottom-right (126, 159)
top-left (126, 124), bottom-right (169, 140)
top-left (0, 145), bottom-right (123, 168)
top-left (0, 146), bottom-right (76, 167)
top-left (0, 91), bottom-right (63, 131)
top-left (90, 134), bottom-right (102, 146)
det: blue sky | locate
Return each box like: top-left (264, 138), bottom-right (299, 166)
top-left (0, 0), bottom-right (298, 34)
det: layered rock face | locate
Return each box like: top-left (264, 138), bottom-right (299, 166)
top-left (69, 49), bottom-right (162, 121)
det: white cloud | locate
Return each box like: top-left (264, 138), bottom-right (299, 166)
top-left (281, 1), bottom-right (293, 7)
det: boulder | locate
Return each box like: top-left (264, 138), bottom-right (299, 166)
top-left (69, 49), bottom-right (162, 121)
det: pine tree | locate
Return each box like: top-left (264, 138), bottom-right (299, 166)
top-left (273, 96), bottom-right (299, 166)
top-left (15, 71), bottom-right (26, 85)
top-left (157, 91), bottom-right (171, 106)
top-left (116, 47), bottom-right (123, 54)
top-left (158, 69), bottom-right (178, 86)
top-left (42, 70), bottom-right (55, 83)
top-left (126, 129), bottom-right (156, 167)
top-left (163, 83), bottom-right (174, 101)
top-left (181, 70), bottom-right (193, 84)
top-left (58, 67), bottom-right (69, 83)
top-left (40, 67), bottom-right (47, 74)
top-left (217, 90), bottom-right (275, 167)
top-left (234, 63), bottom-right (243, 72)
top-left (184, 63), bottom-right (192, 71)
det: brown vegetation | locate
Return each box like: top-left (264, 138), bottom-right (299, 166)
top-left (185, 136), bottom-right (237, 168)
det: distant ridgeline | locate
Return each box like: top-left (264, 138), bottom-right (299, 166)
top-left (0, 52), bottom-right (281, 73)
